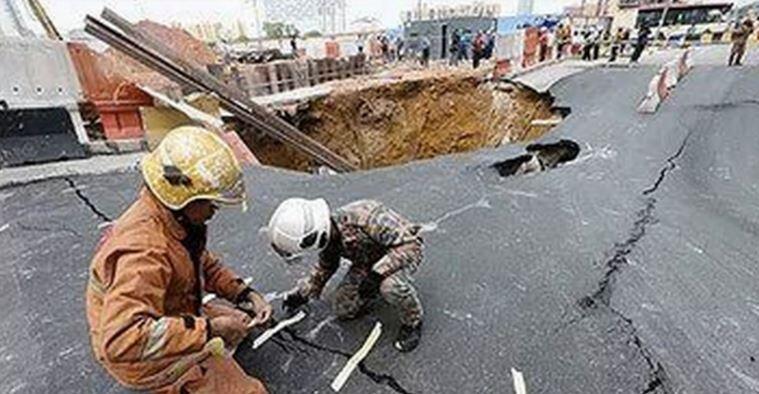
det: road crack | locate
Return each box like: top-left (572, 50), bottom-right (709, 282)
top-left (277, 327), bottom-right (414, 394)
top-left (64, 177), bottom-right (112, 222)
top-left (566, 131), bottom-right (694, 393)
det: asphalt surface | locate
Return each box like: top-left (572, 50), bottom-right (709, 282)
top-left (2, 48), bottom-right (759, 393)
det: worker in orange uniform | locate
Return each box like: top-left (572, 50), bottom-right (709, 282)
top-left (86, 126), bottom-right (271, 393)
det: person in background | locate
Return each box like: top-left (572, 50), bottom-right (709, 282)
top-left (395, 36), bottom-right (405, 61)
top-left (290, 35), bottom-right (298, 57)
top-left (472, 30), bottom-right (485, 69)
top-left (450, 29), bottom-right (461, 66)
top-left (621, 28), bottom-right (631, 57)
top-left (610, 27), bottom-right (625, 62)
top-left (420, 35), bottom-right (431, 67)
top-left (571, 29), bottom-right (583, 57)
top-left (591, 27), bottom-right (602, 60)
top-left (485, 28), bottom-right (497, 59)
top-left (729, 18), bottom-right (754, 66)
top-left (556, 24), bottom-right (571, 60)
top-left (539, 27), bottom-right (550, 62)
top-left (631, 24), bottom-right (651, 63)
top-left (356, 34), bottom-right (365, 54)
top-left (582, 29), bottom-right (592, 61)
top-left (461, 30), bottom-right (472, 61)
top-left (380, 35), bottom-right (391, 63)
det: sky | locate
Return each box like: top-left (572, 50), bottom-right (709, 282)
top-left (39, 0), bottom-right (578, 34)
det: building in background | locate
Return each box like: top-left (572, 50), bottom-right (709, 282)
top-left (262, 0), bottom-right (347, 35)
top-left (403, 1), bottom-right (501, 23)
top-left (517, 0), bottom-right (535, 16)
top-left (403, 2), bottom-right (500, 60)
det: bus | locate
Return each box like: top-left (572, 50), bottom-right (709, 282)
top-left (636, 2), bottom-right (733, 41)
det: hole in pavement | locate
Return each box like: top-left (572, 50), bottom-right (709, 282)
top-left (492, 139), bottom-right (581, 177)
top-left (237, 74), bottom-right (568, 172)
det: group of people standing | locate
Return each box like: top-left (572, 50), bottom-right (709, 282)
top-left (448, 29), bottom-right (496, 69)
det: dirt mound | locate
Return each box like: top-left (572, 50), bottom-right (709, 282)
top-left (103, 20), bottom-right (219, 95)
top-left (246, 75), bottom-right (557, 171)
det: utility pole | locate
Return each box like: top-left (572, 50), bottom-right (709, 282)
top-left (658, 0), bottom-right (672, 40)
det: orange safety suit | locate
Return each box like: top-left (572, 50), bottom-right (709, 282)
top-left (85, 188), bottom-right (267, 393)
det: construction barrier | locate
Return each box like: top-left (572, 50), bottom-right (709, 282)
top-left (67, 42), bottom-right (153, 141)
top-left (0, 38), bottom-right (88, 166)
top-left (325, 40), bottom-right (341, 59)
top-left (236, 55), bottom-right (369, 97)
top-left (638, 49), bottom-right (693, 114)
top-left (522, 27), bottom-right (539, 68)
top-left (493, 59), bottom-right (512, 78)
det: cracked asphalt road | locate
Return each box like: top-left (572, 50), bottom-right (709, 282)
top-left (2, 55), bottom-right (759, 393)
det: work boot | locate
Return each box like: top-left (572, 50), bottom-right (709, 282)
top-left (394, 322), bottom-right (422, 353)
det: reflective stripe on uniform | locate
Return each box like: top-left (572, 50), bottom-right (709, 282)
top-left (88, 274), bottom-right (107, 295)
top-left (142, 318), bottom-right (170, 360)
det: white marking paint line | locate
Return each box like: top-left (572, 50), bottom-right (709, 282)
top-left (512, 368), bottom-right (527, 394)
top-left (0, 224), bottom-right (9, 234)
top-left (306, 316), bottom-right (338, 340)
top-left (420, 196), bottom-right (491, 233)
top-left (252, 311), bottom-right (307, 349)
top-left (331, 322), bottom-right (383, 392)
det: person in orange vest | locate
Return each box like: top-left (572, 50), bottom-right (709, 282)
top-left (86, 126), bottom-right (271, 393)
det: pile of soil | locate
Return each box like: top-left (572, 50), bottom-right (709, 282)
top-left (246, 74), bottom-right (556, 171)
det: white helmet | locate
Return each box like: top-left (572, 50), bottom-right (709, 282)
top-left (268, 198), bottom-right (332, 261)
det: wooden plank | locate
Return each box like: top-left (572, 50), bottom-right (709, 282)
top-left (330, 322), bottom-right (383, 392)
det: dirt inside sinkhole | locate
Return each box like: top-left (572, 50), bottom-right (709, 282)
top-left (241, 74), bottom-right (559, 171)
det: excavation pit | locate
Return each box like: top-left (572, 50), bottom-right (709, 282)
top-left (241, 73), bottom-right (564, 172)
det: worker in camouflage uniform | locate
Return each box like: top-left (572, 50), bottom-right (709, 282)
top-left (267, 199), bottom-right (424, 352)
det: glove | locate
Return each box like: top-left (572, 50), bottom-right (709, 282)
top-left (282, 291), bottom-right (309, 312)
top-left (358, 271), bottom-right (384, 298)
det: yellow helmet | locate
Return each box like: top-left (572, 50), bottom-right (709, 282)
top-left (141, 126), bottom-right (246, 211)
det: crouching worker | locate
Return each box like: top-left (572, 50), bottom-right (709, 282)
top-left (267, 199), bottom-right (424, 352)
top-left (86, 126), bottom-right (271, 393)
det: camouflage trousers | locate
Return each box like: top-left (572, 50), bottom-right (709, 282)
top-left (333, 251), bottom-right (423, 327)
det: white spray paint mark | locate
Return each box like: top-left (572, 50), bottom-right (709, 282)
top-left (0, 191), bottom-right (14, 202)
top-left (58, 346), bottom-right (78, 358)
top-left (573, 144), bottom-right (617, 165)
top-left (686, 242), bottom-right (705, 255)
top-left (748, 302), bottom-right (759, 318)
top-left (442, 309), bottom-right (485, 326)
top-left (420, 196), bottom-right (491, 234)
top-left (0, 224), bottom-right (9, 234)
top-left (511, 368), bottom-right (528, 394)
top-left (504, 190), bottom-right (539, 199)
top-left (306, 316), bottom-right (338, 340)
top-left (281, 355), bottom-right (295, 373)
top-left (730, 367), bottom-right (759, 391)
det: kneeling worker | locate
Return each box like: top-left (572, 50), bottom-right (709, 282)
top-left (86, 126), bottom-right (271, 393)
top-left (267, 199), bottom-right (425, 352)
